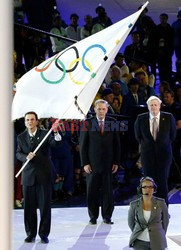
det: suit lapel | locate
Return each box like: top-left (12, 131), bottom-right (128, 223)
top-left (102, 117), bottom-right (112, 136)
top-left (137, 199), bottom-right (148, 224)
top-left (25, 130), bottom-right (30, 143)
top-left (23, 130), bottom-right (34, 151)
top-left (31, 129), bottom-right (41, 150)
top-left (34, 129), bottom-right (41, 141)
top-left (130, 93), bottom-right (137, 105)
top-left (149, 197), bottom-right (157, 222)
top-left (92, 116), bottom-right (112, 136)
top-left (26, 129), bottom-right (42, 151)
top-left (144, 114), bottom-right (153, 140)
top-left (157, 112), bottom-right (165, 140)
top-left (93, 117), bottom-right (106, 136)
top-left (92, 117), bottom-right (100, 135)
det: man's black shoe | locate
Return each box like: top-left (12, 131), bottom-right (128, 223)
top-left (89, 219), bottom-right (97, 225)
top-left (103, 218), bottom-right (114, 224)
top-left (24, 236), bottom-right (35, 243)
top-left (41, 236), bottom-right (49, 244)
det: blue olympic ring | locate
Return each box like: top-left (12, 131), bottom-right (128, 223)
top-left (82, 44), bottom-right (107, 72)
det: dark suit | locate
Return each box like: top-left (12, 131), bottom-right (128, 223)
top-left (80, 116), bottom-right (120, 220)
top-left (134, 112), bottom-right (176, 204)
top-left (121, 91), bottom-right (146, 116)
top-left (128, 197), bottom-right (169, 249)
top-left (121, 91), bottom-right (146, 149)
top-left (16, 129), bottom-right (60, 238)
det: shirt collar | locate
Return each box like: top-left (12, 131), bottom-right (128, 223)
top-left (96, 116), bottom-right (105, 122)
top-left (150, 112), bottom-right (160, 120)
top-left (29, 128), bottom-right (37, 137)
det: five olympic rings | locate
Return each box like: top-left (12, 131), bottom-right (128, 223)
top-left (35, 44), bottom-right (107, 85)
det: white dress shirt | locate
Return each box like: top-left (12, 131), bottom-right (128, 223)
top-left (149, 112), bottom-right (160, 136)
top-left (137, 210), bottom-right (151, 242)
top-left (29, 129), bottom-right (62, 141)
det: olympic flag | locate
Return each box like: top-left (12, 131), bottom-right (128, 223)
top-left (12, 2), bottom-right (148, 121)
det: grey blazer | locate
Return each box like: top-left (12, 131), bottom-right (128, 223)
top-left (128, 197), bottom-right (169, 250)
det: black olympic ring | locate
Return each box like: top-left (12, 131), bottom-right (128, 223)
top-left (55, 46), bottom-right (79, 73)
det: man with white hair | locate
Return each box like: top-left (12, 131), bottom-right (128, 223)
top-left (134, 96), bottom-right (176, 204)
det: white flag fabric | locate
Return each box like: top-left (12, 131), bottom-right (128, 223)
top-left (12, 2), bottom-right (148, 121)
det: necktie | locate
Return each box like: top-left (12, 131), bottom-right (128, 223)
top-left (100, 120), bottom-right (104, 135)
top-left (30, 135), bottom-right (35, 144)
top-left (152, 117), bottom-right (158, 141)
top-left (134, 94), bottom-right (138, 104)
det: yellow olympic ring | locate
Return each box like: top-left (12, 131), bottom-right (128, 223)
top-left (68, 58), bottom-right (93, 85)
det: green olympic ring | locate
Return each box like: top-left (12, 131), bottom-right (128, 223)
top-left (40, 58), bottom-right (66, 84)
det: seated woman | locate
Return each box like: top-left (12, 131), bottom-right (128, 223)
top-left (128, 176), bottom-right (169, 250)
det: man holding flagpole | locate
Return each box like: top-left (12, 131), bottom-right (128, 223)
top-left (12, 0), bottom-right (148, 229)
top-left (16, 111), bottom-right (61, 244)
top-left (80, 99), bottom-right (120, 225)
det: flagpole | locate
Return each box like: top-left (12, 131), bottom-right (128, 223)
top-left (14, 22), bottom-right (77, 43)
top-left (15, 128), bottom-right (53, 178)
top-left (15, 94), bottom-right (87, 178)
top-left (0, 0), bottom-right (13, 249)
top-left (14, 1), bottom-right (149, 179)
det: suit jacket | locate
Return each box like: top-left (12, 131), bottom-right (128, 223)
top-left (80, 116), bottom-right (120, 173)
top-left (121, 91), bottom-right (146, 116)
top-left (128, 196), bottom-right (169, 249)
top-left (16, 129), bottom-right (60, 186)
top-left (134, 112), bottom-right (176, 171)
